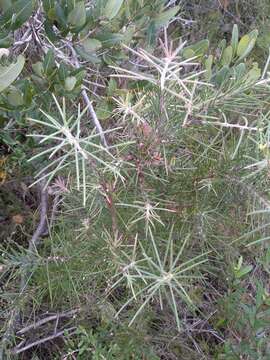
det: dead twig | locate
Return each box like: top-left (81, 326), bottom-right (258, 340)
top-left (12, 327), bottom-right (77, 355)
top-left (17, 309), bottom-right (80, 335)
top-left (63, 40), bottom-right (109, 149)
top-left (28, 179), bottom-right (49, 251)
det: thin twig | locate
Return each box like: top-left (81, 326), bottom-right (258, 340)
top-left (64, 41), bottom-right (109, 148)
top-left (12, 327), bottom-right (77, 355)
top-left (17, 309), bottom-right (80, 335)
top-left (28, 179), bottom-right (49, 251)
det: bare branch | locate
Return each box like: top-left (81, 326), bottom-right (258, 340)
top-left (64, 41), bottom-right (109, 148)
top-left (12, 327), bottom-right (77, 355)
top-left (17, 309), bottom-right (80, 335)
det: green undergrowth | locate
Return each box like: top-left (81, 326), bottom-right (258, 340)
top-left (1, 1), bottom-right (270, 359)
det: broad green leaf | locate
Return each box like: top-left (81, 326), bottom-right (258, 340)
top-left (213, 65), bottom-right (230, 86)
top-left (183, 39), bottom-right (209, 60)
top-left (231, 24), bottom-right (238, 56)
top-left (58, 63), bottom-right (68, 83)
top-left (249, 29), bottom-right (259, 40)
top-left (233, 62), bottom-right (246, 80)
top-left (235, 265), bottom-right (253, 278)
top-left (96, 32), bottom-right (123, 47)
top-left (0, 55), bottom-right (25, 93)
top-left (107, 78), bottom-right (117, 96)
top-left (204, 55), bottom-right (213, 81)
top-left (104, 0), bottom-right (124, 20)
top-left (72, 68), bottom-right (86, 84)
top-left (221, 45), bottom-right (233, 66)
top-left (217, 38), bottom-right (226, 60)
top-left (237, 34), bottom-right (250, 57)
top-left (146, 20), bottom-right (156, 47)
top-left (75, 45), bottom-right (101, 64)
top-left (43, 49), bottom-right (55, 76)
top-left (7, 87), bottom-right (24, 106)
top-left (0, 131), bottom-right (16, 146)
top-left (246, 62), bottom-right (261, 82)
top-left (0, 0), bottom-right (35, 30)
top-left (55, 3), bottom-right (67, 29)
top-left (238, 38), bottom-right (256, 61)
top-left (21, 79), bottom-right (32, 106)
top-left (31, 74), bottom-right (46, 87)
top-left (96, 99), bottom-right (112, 120)
top-left (154, 6), bottom-right (180, 28)
top-left (82, 38), bottom-right (102, 52)
top-left (67, 1), bottom-right (86, 28)
top-left (122, 25), bottom-right (136, 45)
top-left (257, 26), bottom-right (270, 51)
top-left (32, 61), bottom-right (44, 77)
top-left (0, 32), bottom-right (12, 47)
top-left (182, 48), bottom-right (195, 59)
top-left (237, 31), bottom-right (257, 60)
top-left (0, 0), bottom-right (12, 12)
top-left (64, 76), bottom-right (77, 91)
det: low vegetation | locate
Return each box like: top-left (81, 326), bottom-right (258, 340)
top-left (1, 1), bottom-right (270, 359)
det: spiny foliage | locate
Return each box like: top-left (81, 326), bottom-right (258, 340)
top-left (1, 2), bottom-right (270, 359)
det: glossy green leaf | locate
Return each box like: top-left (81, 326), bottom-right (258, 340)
top-left (182, 48), bottom-right (195, 59)
top-left (32, 61), bottom-right (44, 77)
top-left (236, 31), bottom-right (258, 61)
top-left (238, 38), bottom-right (256, 61)
top-left (154, 5), bottom-right (180, 28)
top-left (72, 68), bottom-right (87, 84)
top-left (75, 45), bottom-right (101, 64)
top-left (7, 87), bottom-right (24, 106)
top-left (122, 25), bottom-right (136, 45)
top-left (233, 63), bottom-right (246, 80)
top-left (55, 3), bottom-right (67, 29)
top-left (0, 0), bottom-right (12, 12)
top-left (231, 24), bottom-right (239, 56)
top-left (0, 32), bottom-right (12, 47)
top-left (221, 45), bottom-right (233, 66)
top-left (237, 35), bottom-right (250, 57)
top-left (107, 78), bottom-right (117, 96)
top-left (58, 63), bottom-right (69, 83)
top-left (96, 32), bottom-right (123, 47)
top-left (96, 99), bottom-right (112, 120)
top-left (249, 29), bottom-right (259, 40)
top-left (213, 65), bottom-right (230, 86)
top-left (204, 55), bottom-right (213, 81)
top-left (104, 0), bottom-right (124, 20)
top-left (146, 20), bottom-right (156, 47)
top-left (43, 49), bottom-right (55, 76)
top-left (64, 76), bottom-right (77, 91)
top-left (0, 55), bottom-right (25, 93)
top-left (0, 0), bottom-right (35, 30)
top-left (217, 38), bottom-right (226, 60)
top-left (67, 1), bottom-right (86, 28)
top-left (246, 62), bottom-right (261, 82)
top-left (235, 265), bottom-right (253, 278)
top-left (183, 39), bottom-right (209, 60)
top-left (82, 38), bottom-right (102, 52)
